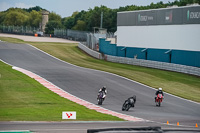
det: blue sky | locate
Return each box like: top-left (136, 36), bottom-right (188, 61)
top-left (0, 0), bottom-right (175, 17)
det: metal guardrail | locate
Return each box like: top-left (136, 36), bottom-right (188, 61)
top-left (78, 42), bottom-right (103, 59)
top-left (106, 55), bottom-right (200, 76)
top-left (0, 25), bottom-right (39, 35)
top-left (54, 29), bottom-right (90, 41)
top-left (78, 42), bottom-right (200, 76)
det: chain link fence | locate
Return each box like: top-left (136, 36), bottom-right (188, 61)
top-left (106, 32), bottom-right (115, 38)
top-left (54, 28), bottom-right (111, 51)
top-left (0, 25), bottom-right (39, 36)
top-left (86, 33), bottom-right (96, 50)
top-left (86, 33), bottom-right (107, 51)
top-left (54, 29), bottom-right (90, 42)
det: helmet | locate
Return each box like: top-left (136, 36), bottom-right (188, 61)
top-left (159, 88), bottom-right (162, 91)
top-left (103, 86), bottom-right (106, 89)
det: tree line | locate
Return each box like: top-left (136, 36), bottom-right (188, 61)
top-left (0, 0), bottom-right (199, 34)
top-left (0, 6), bottom-right (43, 28)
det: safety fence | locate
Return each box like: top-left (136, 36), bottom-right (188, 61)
top-left (86, 33), bottom-right (97, 50)
top-left (0, 25), bottom-right (39, 35)
top-left (54, 29), bottom-right (98, 50)
top-left (86, 33), bottom-right (107, 51)
top-left (54, 29), bottom-right (90, 41)
top-left (78, 42), bottom-right (200, 76)
top-left (54, 28), bottom-right (115, 52)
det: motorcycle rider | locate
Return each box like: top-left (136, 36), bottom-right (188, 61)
top-left (98, 86), bottom-right (107, 101)
top-left (155, 88), bottom-right (164, 101)
top-left (124, 95), bottom-right (136, 107)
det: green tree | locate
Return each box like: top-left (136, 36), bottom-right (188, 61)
top-left (0, 12), bottom-right (6, 25)
top-left (49, 12), bottom-right (62, 21)
top-left (63, 11), bottom-right (79, 29)
top-left (63, 17), bottom-right (75, 29)
top-left (28, 10), bottom-right (42, 27)
top-left (3, 11), bottom-right (28, 26)
top-left (72, 20), bottom-right (86, 31)
top-left (71, 11), bottom-right (79, 17)
top-left (23, 6), bottom-right (43, 12)
top-left (45, 21), bottom-right (63, 34)
top-left (45, 12), bottom-right (63, 34)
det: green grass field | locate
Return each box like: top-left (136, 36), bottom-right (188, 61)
top-left (0, 36), bottom-right (200, 121)
top-left (0, 60), bottom-right (123, 121)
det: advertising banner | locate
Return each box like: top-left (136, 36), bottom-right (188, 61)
top-left (62, 112), bottom-right (76, 119)
top-left (117, 6), bottom-right (200, 26)
top-left (136, 10), bottom-right (156, 25)
top-left (183, 6), bottom-right (200, 24)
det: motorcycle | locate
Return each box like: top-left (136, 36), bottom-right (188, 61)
top-left (155, 94), bottom-right (163, 107)
top-left (97, 91), bottom-right (105, 105)
top-left (122, 96), bottom-right (136, 111)
top-left (122, 100), bottom-right (131, 111)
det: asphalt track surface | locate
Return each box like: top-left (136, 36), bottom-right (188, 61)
top-left (0, 41), bottom-right (200, 132)
top-left (0, 121), bottom-right (199, 133)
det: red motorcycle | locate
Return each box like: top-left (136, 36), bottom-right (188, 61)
top-left (155, 94), bottom-right (163, 107)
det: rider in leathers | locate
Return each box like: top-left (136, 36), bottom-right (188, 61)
top-left (155, 88), bottom-right (164, 101)
top-left (125, 95), bottom-right (136, 107)
top-left (98, 86), bottom-right (107, 101)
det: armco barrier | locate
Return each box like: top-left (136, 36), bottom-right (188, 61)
top-left (78, 43), bottom-right (200, 76)
top-left (78, 42), bottom-right (103, 59)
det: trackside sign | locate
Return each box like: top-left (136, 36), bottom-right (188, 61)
top-left (117, 6), bottom-right (200, 26)
top-left (62, 112), bottom-right (76, 119)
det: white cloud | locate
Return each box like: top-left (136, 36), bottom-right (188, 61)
top-left (14, 3), bottom-right (35, 9)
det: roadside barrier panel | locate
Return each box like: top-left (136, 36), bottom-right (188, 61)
top-left (79, 43), bottom-right (200, 76)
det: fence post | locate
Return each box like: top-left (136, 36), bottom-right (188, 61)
top-left (22, 26), bottom-right (23, 34)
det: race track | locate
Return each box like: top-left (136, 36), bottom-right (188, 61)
top-left (0, 41), bottom-right (199, 128)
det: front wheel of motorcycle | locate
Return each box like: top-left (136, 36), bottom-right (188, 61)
top-left (122, 106), bottom-right (125, 111)
top-left (158, 101), bottom-right (161, 107)
top-left (98, 98), bottom-right (103, 105)
top-left (125, 104), bottom-right (131, 111)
